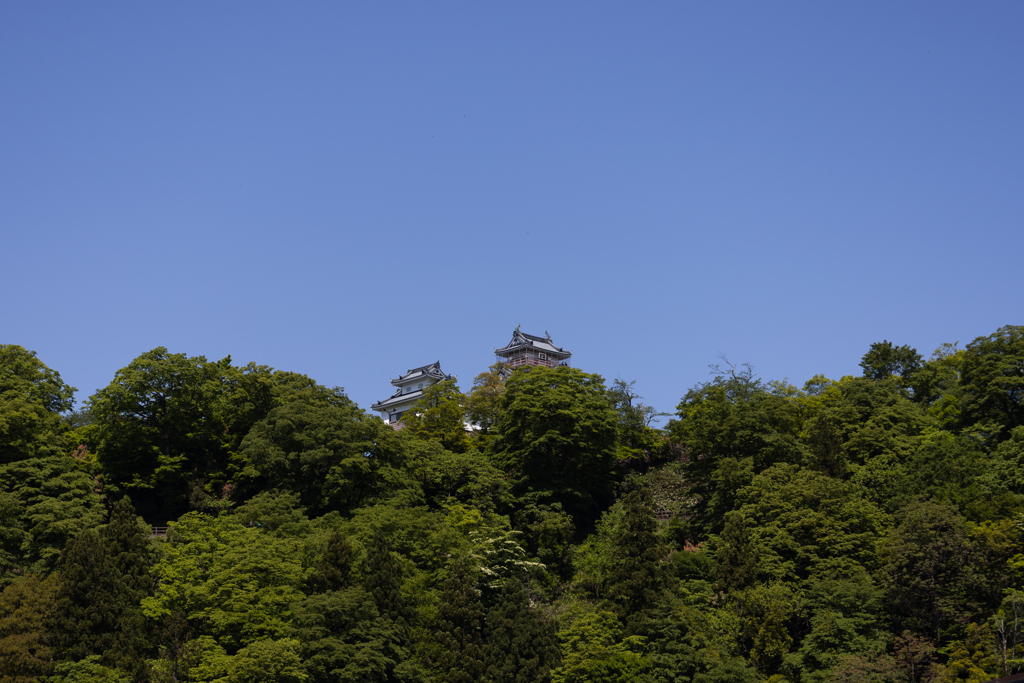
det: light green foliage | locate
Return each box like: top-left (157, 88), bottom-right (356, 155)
top-left (789, 565), bottom-right (889, 682)
top-left (402, 380), bottom-right (472, 454)
top-left (490, 366), bottom-right (618, 526)
top-left (0, 573), bottom-right (58, 682)
top-left (46, 656), bottom-right (128, 683)
top-left (142, 513), bottom-right (304, 653)
top-left (551, 608), bottom-right (651, 683)
top-left (0, 345), bottom-right (75, 464)
top-left (466, 363), bottom-right (507, 436)
top-left (934, 623), bottom-right (999, 683)
top-left (228, 638), bottom-right (307, 683)
top-left (0, 456), bottom-right (106, 575)
top-left (738, 464), bottom-right (890, 582)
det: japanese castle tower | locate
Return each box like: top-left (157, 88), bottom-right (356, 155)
top-left (371, 329), bottom-right (571, 425)
top-left (494, 327), bottom-right (572, 369)
top-left (370, 361), bottom-right (455, 425)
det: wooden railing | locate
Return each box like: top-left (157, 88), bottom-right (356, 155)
top-left (150, 526), bottom-right (169, 537)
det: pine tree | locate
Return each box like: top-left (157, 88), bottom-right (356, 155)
top-left (100, 497), bottom-right (153, 600)
top-left (46, 530), bottom-right (131, 665)
top-left (308, 528), bottom-right (355, 594)
top-left (711, 510), bottom-right (759, 593)
top-left (605, 487), bottom-right (673, 632)
top-left (435, 559), bottom-right (487, 683)
top-left (484, 579), bottom-right (560, 683)
top-left (362, 530), bottom-right (409, 626)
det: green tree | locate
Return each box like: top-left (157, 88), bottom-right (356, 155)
top-left (228, 638), bottom-right (307, 683)
top-left (860, 341), bottom-right (923, 388)
top-left (604, 487), bottom-right (673, 630)
top-left (738, 465), bottom-right (890, 583)
top-left (959, 325), bottom-right (1024, 443)
top-left (141, 513), bottom-right (304, 654)
top-left (237, 386), bottom-right (411, 516)
top-left (490, 366), bottom-right (618, 527)
top-left (0, 345), bottom-right (75, 464)
top-left (100, 497), bottom-right (154, 600)
top-left (88, 348), bottom-right (236, 521)
top-left (0, 573), bottom-right (58, 683)
top-left (46, 530), bottom-right (137, 670)
top-left (934, 623), bottom-right (999, 683)
top-left (484, 579), bottom-right (560, 683)
top-left (550, 608), bottom-right (650, 683)
top-left (46, 656), bottom-right (127, 683)
top-left (0, 455), bottom-right (106, 576)
top-left (668, 363), bottom-right (807, 537)
top-left (402, 380), bottom-right (472, 454)
top-left (308, 528), bottom-right (356, 594)
top-left (711, 511), bottom-right (759, 593)
top-left (466, 364), bottom-right (508, 436)
top-left (434, 559), bottom-right (487, 683)
top-left (606, 380), bottom-right (668, 465)
top-left (291, 586), bottom-right (401, 683)
top-left (879, 502), bottom-right (1002, 646)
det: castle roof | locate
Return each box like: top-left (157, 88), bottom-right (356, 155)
top-left (390, 361), bottom-right (453, 387)
top-left (495, 329), bottom-right (571, 358)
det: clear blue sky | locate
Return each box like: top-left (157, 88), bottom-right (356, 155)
top-left (2, 3), bottom-right (1021, 420)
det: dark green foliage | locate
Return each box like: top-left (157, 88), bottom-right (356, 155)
top-left (434, 559), bottom-right (486, 683)
top-left (484, 579), bottom-right (560, 683)
top-left (711, 511), bottom-right (758, 592)
top-left (291, 586), bottom-right (397, 683)
top-left (101, 497), bottom-right (153, 600)
top-left (668, 365), bottom-right (807, 536)
top-left (959, 325), bottom-right (1024, 442)
top-left (490, 366), bottom-right (618, 527)
top-left (88, 348), bottom-right (237, 521)
top-left (237, 387), bottom-right (412, 516)
top-left (308, 529), bottom-right (356, 594)
top-left (46, 530), bottom-right (136, 670)
top-left (879, 501), bottom-right (1003, 646)
top-left (514, 503), bottom-right (576, 582)
top-left (0, 573), bottom-right (58, 683)
top-left (860, 340), bottom-right (923, 386)
top-left (604, 488), bottom-right (673, 629)
top-left (362, 530), bottom-right (411, 627)
top-left (409, 439), bottom-right (510, 513)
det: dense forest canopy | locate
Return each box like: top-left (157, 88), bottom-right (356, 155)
top-left (1, 324), bottom-right (1023, 683)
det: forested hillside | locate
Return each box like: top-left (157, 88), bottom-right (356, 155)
top-left (1, 325), bottom-right (1023, 683)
